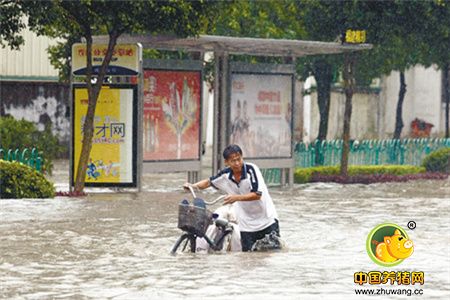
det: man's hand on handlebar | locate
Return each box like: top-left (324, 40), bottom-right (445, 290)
top-left (223, 192), bottom-right (260, 205)
top-left (183, 183), bottom-right (195, 191)
top-left (223, 194), bottom-right (238, 205)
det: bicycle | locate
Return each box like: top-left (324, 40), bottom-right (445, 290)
top-left (170, 186), bottom-right (238, 254)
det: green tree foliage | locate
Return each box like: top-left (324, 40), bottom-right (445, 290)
top-left (408, 1), bottom-right (450, 70)
top-left (208, 0), bottom-right (302, 39)
top-left (0, 0), bottom-right (25, 49)
top-left (206, 0), bottom-right (303, 67)
top-left (0, 160), bottom-right (55, 198)
top-left (15, 0), bottom-right (212, 192)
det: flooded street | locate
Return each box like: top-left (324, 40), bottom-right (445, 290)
top-left (1, 162), bottom-right (449, 299)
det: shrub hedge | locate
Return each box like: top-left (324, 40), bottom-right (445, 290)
top-left (422, 148), bottom-right (450, 173)
top-left (0, 116), bottom-right (66, 174)
top-left (311, 172), bottom-right (447, 184)
top-left (0, 160), bottom-right (55, 199)
top-left (294, 165), bottom-right (426, 184)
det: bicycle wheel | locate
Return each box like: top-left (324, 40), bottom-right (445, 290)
top-left (171, 233), bottom-right (196, 254)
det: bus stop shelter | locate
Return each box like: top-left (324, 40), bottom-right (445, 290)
top-left (92, 34), bottom-right (372, 187)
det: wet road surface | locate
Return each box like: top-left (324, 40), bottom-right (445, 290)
top-left (1, 164), bottom-right (449, 299)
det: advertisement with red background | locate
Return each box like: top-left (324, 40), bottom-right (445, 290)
top-left (143, 70), bottom-right (201, 161)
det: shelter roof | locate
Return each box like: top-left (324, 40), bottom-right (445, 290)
top-left (92, 34), bottom-right (372, 57)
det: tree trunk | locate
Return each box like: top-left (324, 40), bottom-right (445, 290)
top-left (313, 60), bottom-right (333, 165)
top-left (315, 61), bottom-right (333, 142)
top-left (444, 63), bottom-right (449, 138)
top-left (340, 54), bottom-right (355, 177)
top-left (393, 71), bottom-right (407, 139)
top-left (74, 32), bottom-right (120, 193)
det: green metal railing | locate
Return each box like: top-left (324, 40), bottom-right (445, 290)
top-left (261, 168), bottom-right (282, 185)
top-left (262, 138), bottom-right (450, 185)
top-left (0, 148), bottom-right (42, 172)
top-left (295, 138), bottom-right (450, 168)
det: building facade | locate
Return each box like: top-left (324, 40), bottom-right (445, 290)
top-left (303, 65), bottom-right (448, 142)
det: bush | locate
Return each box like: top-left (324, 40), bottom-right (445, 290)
top-left (422, 148), bottom-right (450, 173)
top-left (0, 115), bottom-right (35, 148)
top-left (294, 165), bottom-right (426, 184)
top-left (311, 172), bottom-right (447, 184)
top-left (294, 166), bottom-right (338, 183)
top-left (0, 160), bottom-right (55, 198)
top-left (0, 116), bottom-right (65, 174)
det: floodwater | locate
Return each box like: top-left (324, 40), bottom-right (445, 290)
top-left (1, 162), bottom-right (449, 299)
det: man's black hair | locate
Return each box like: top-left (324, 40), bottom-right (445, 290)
top-left (223, 144), bottom-right (243, 159)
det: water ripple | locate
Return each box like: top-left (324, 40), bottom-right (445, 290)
top-left (1, 177), bottom-right (449, 299)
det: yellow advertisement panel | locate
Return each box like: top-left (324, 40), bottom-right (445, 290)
top-left (72, 43), bottom-right (140, 76)
top-left (73, 86), bottom-right (135, 186)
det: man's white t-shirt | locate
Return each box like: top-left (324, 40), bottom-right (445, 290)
top-left (209, 162), bottom-right (278, 232)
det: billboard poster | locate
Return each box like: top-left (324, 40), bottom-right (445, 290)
top-left (143, 70), bottom-right (201, 161)
top-left (230, 73), bottom-right (293, 158)
top-left (73, 86), bottom-right (136, 186)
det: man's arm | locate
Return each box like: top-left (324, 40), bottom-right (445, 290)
top-left (223, 192), bottom-right (261, 205)
top-left (183, 179), bottom-right (210, 191)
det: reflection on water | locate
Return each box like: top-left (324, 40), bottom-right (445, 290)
top-left (1, 166), bottom-right (449, 299)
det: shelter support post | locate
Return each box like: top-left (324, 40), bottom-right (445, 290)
top-left (137, 54), bottom-right (143, 192)
top-left (288, 167), bottom-right (294, 187)
top-left (281, 169), bottom-right (286, 186)
top-left (280, 168), bottom-right (294, 188)
top-left (212, 52), bottom-right (229, 175)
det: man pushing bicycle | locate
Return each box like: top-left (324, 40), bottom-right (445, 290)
top-left (184, 144), bottom-right (280, 251)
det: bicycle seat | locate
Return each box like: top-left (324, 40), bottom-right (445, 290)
top-left (214, 218), bottom-right (229, 228)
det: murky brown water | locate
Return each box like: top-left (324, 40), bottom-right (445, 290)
top-left (1, 162), bottom-right (449, 299)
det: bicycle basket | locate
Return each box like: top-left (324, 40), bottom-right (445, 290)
top-left (178, 202), bottom-right (212, 237)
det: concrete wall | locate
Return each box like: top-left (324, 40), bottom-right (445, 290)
top-left (303, 65), bottom-right (446, 142)
top-left (380, 66), bottom-right (443, 138)
top-left (307, 88), bottom-right (380, 141)
top-left (0, 81), bottom-right (70, 144)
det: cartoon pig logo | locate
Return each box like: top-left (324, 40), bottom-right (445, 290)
top-left (366, 223), bottom-right (414, 266)
top-left (375, 229), bottom-right (414, 262)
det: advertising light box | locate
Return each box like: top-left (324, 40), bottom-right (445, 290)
top-left (230, 73), bottom-right (293, 158)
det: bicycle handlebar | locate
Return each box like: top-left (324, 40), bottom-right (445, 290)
top-left (187, 185), bottom-right (197, 199)
top-left (204, 195), bottom-right (227, 205)
top-left (186, 185), bottom-right (226, 206)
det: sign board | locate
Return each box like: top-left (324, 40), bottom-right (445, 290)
top-left (72, 85), bottom-right (137, 187)
top-left (72, 43), bottom-right (141, 76)
top-left (142, 69), bottom-right (201, 161)
top-left (229, 72), bottom-right (293, 159)
top-left (345, 30), bottom-right (367, 44)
